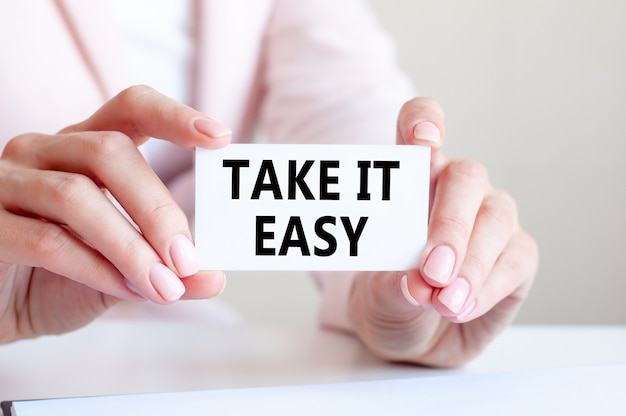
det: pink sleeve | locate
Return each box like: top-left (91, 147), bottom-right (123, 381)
top-left (260, 0), bottom-right (416, 332)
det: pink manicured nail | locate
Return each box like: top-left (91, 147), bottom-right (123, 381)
top-left (193, 117), bottom-right (232, 138)
top-left (413, 121), bottom-right (440, 143)
top-left (170, 234), bottom-right (199, 277)
top-left (400, 274), bottom-right (420, 307)
top-left (423, 245), bottom-right (455, 285)
top-left (149, 263), bottom-right (186, 302)
top-left (438, 277), bottom-right (470, 314)
top-left (456, 299), bottom-right (476, 321)
top-left (122, 281), bottom-right (147, 301)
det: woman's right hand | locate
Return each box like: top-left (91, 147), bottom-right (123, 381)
top-left (0, 86), bottom-right (231, 343)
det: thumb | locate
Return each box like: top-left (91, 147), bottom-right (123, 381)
top-left (396, 97), bottom-right (445, 165)
top-left (349, 270), bottom-right (437, 360)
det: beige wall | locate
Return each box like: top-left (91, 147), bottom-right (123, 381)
top-left (220, 1), bottom-right (626, 325)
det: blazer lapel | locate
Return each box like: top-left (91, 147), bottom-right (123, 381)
top-left (54, 0), bottom-right (273, 137)
top-left (54, 0), bottom-right (130, 100)
top-left (193, 0), bottom-right (273, 140)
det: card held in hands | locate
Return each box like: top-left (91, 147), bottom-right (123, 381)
top-left (195, 144), bottom-right (430, 271)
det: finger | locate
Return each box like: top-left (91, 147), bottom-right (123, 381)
top-left (444, 229), bottom-right (539, 324)
top-left (60, 85), bottom-right (232, 150)
top-left (433, 190), bottom-right (518, 318)
top-left (0, 209), bottom-right (141, 302)
top-left (5, 131), bottom-right (198, 282)
top-left (179, 271), bottom-right (226, 300)
top-left (0, 167), bottom-right (185, 304)
top-left (396, 97), bottom-right (446, 166)
top-left (420, 159), bottom-right (489, 287)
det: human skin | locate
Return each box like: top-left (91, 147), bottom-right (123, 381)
top-left (0, 88), bottom-right (538, 369)
top-left (0, 86), bottom-right (229, 342)
top-left (349, 98), bottom-right (539, 367)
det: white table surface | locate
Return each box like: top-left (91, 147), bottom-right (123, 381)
top-left (1, 320), bottom-right (625, 401)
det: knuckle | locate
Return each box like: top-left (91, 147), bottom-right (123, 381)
top-left (168, 104), bottom-right (190, 121)
top-left (118, 235), bottom-right (146, 268)
top-left (444, 159), bottom-right (488, 184)
top-left (50, 173), bottom-right (96, 208)
top-left (117, 85), bottom-right (154, 106)
top-left (498, 249), bottom-right (526, 280)
top-left (480, 191), bottom-right (518, 232)
top-left (461, 252), bottom-right (488, 283)
top-left (142, 199), bottom-right (185, 230)
top-left (501, 232), bottom-right (540, 283)
top-left (31, 223), bottom-right (68, 264)
top-left (2, 134), bottom-right (36, 159)
top-left (89, 131), bottom-right (135, 160)
top-left (429, 214), bottom-right (471, 240)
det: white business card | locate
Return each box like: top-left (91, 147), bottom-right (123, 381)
top-left (195, 144), bottom-right (429, 271)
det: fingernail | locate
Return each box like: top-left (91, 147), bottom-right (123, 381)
top-left (423, 245), bottom-right (455, 285)
top-left (122, 281), bottom-right (147, 301)
top-left (413, 121), bottom-right (440, 143)
top-left (170, 234), bottom-right (199, 277)
top-left (193, 117), bottom-right (232, 138)
top-left (438, 277), bottom-right (470, 314)
top-left (400, 274), bottom-right (420, 307)
top-left (456, 299), bottom-right (476, 321)
top-left (149, 263), bottom-right (186, 302)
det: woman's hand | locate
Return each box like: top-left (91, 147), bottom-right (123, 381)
top-left (349, 98), bottom-right (539, 367)
top-left (0, 86), bottom-right (231, 343)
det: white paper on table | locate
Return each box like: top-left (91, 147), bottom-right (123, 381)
top-left (195, 144), bottom-right (430, 271)
top-left (5, 364), bottom-right (626, 415)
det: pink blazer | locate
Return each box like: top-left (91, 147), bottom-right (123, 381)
top-left (0, 0), bottom-right (414, 331)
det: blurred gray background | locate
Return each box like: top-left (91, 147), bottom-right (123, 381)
top-left (220, 0), bottom-right (626, 325)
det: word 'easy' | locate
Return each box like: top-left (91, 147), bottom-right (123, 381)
top-left (256, 215), bottom-right (368, 257)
